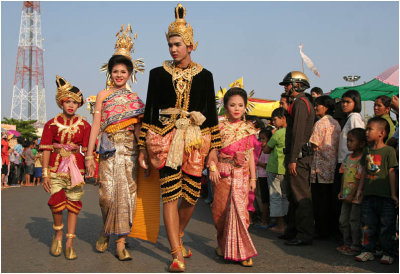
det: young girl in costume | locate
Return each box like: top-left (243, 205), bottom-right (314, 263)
top-left (40, 76), bottom-right (91, 260)
top-left (209, 87), bottom-right (261, 267)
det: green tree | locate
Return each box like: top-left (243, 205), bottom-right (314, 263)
top-left (1, 117), bottom-right (38, 140)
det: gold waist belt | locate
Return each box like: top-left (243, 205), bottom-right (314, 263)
top-left (104, 117), bottom-right (139, 133)
top-left (109, 130), bottom-right (133, 144)
top-left (53, 147), bottom-right (79, 158)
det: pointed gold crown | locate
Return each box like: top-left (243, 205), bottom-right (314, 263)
top-left (100, 24), bottom-right (145, 89)
top-left (55, 75), bottom-right (83, 108)
top-left (114, 24), bottom-right (136, 60)
top-left (166, 3), bottom-right (198, 50)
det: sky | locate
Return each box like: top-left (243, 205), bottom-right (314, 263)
top-left (1, 1), bottom-right (399, 123)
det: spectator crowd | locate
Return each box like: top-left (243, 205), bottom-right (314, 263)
top-left (200, 84), bottom-right (398, 266)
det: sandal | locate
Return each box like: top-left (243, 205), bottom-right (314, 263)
top-left (50, 224), bottom-right (64, 257)
top-left (115, 238), bottom-right (132, 261)
top-left (96, 233), bottom-right (110, 253)
top-left (215, 247), bottom-right (223, 257)
top-left (240, 258), bottom-right (253, 267)
top-left (169, 246), bottom-right (185, 272)
top-left (179, 232), bottom-right (192, 258)
top-left (65, 233), bottom-right (77, 260)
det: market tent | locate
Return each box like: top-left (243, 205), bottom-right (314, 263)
top-left (329, 65), bottom-right (399, 101)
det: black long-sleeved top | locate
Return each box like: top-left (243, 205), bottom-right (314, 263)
top-left (285, 93), bottom-right (315, 163)
top-left (138, 61), bottom-right (222, 150)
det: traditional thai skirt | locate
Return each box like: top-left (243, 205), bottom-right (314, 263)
top-left (146, 127), bottom-right (211, 205)
top-left (98, 130), bottom-right (138, 236)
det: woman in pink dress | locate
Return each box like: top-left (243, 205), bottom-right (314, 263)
top-left (209, 87), bottom-right (261, 267)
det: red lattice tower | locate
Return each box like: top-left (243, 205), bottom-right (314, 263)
top-left (10, 1), bottom-right (46, 123)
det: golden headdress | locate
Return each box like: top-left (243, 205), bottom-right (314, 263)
top-left (55, 75), bottom-right (84, 109)
top-left (216, 78), bottom-right (255, 115)
top-left (114, 24), bottom-right (135, 60)
top-left (166, 3), bottom-right (198, 51)
top-left (100, 24), bottom-right (145, 89)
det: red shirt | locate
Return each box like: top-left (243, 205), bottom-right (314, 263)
top-left (1, 139), bottom-right (9, 165)
top-left (39, 113), bottom-right (91, 176)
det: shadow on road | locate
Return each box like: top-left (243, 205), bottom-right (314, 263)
top-left (25, 216), bottom-right (53, 248)
top-left (249, 225), bottom-right (398, 273)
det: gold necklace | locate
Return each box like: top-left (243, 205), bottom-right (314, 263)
top-left (53, 113), bottom-right (83, 135)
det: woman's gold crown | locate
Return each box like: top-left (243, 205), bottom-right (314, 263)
top-left (114, 24), bottom-right (137, 60)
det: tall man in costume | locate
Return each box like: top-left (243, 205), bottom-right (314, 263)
top-left (40, 76), bottom-right (91, 259)
top-left (278, 71), bottom-right (315, 246)
top-left (138, 3), bottom-right (221, 272)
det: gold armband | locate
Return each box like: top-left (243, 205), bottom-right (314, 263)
top-left (85, 155), bottom-right (94, 160)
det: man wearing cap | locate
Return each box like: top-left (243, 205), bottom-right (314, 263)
top-left (278, 71), bottom-right (315, 246)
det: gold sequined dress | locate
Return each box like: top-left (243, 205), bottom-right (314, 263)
top-left (98, 88), bottom-right (145, 236)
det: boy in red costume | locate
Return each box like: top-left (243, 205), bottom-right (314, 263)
top-left (40, 75), bottom-right (91, 260)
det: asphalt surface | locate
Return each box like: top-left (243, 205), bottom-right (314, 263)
top-left (1, 183), bottom-right (398, 273)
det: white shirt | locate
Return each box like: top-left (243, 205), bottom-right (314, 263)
top-left (337, 112), bottom-right (365, 163)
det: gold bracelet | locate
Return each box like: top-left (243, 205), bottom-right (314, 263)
top-left (93, 110), bottom-right (100, 114)
top-left (42, 168), bottom-right (48, 178)
top-left (209, 165), bottom-right (217, 172)
top-left (250, 178), bottom-right (257, 181)
top-left (85, 155), bottom-right (94, 160)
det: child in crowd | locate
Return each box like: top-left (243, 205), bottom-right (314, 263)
top-left (14, 137), bottom-right (24, 185)
top-left (373, 95), bottom-right (395, 142)
top-left (34, 147), bottom-right (43, 186)
top-left (263, 107), bottom-right (289, 234)
top-left (355, 117), bottom-right (398, 264)
top-left (333, 90), bottom-right (365, 237)
top-left (22, 141), bottom-right (35, 186)
top-left (254, 128), bottom-right (272, 228)
top-left (337, 128), bottom-right (366, 255)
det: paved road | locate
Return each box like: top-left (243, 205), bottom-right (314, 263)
top-left (1, 183), bottom-right (398, 272)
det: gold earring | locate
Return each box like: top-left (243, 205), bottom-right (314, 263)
top-left (107, 79), bottom-right (114, 88)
